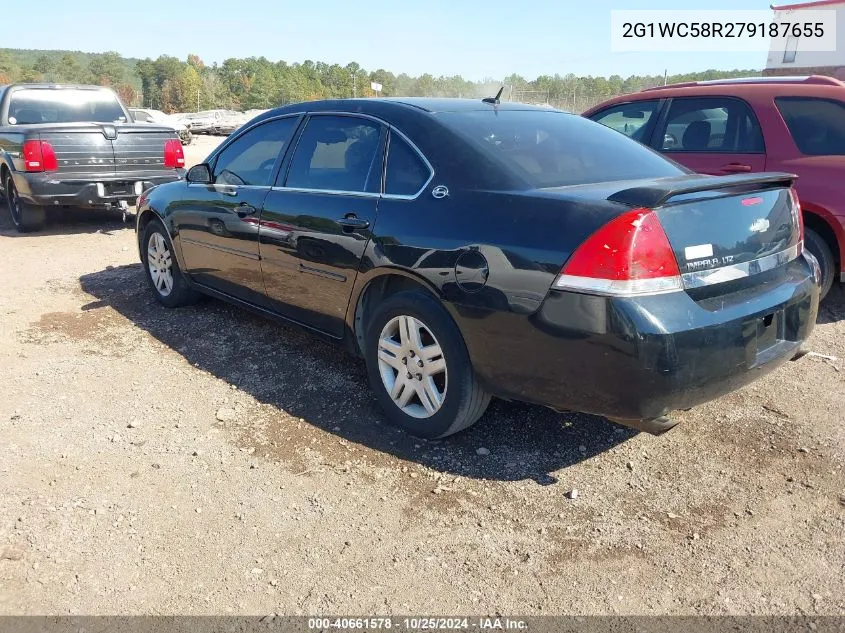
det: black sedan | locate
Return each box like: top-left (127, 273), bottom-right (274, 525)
top-left (135, 97), bottom-right (820, 439)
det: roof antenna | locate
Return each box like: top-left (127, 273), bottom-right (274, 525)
top-left (482, 86), bottom-right (504, 105)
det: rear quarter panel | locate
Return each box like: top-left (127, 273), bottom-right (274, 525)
top-left (0, 126), bottom-right (27, 177)
top-left (352, 186), bottom-right (630, 395)
top-left (0, 89), bottom-right (25, 178)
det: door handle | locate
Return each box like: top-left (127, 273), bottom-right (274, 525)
top-left (236, 203), bottom-right (257, 218)
top-left (336, 214), bottom-right (370, 232)
top-left (722, 163), bottom-right (753, 173)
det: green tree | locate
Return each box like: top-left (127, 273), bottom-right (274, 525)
top-left (0, 51), bottom-right (19, 83)
top-left (59, 53), bottom-right (86, 83)
top-left (33, 55), bottom-right (59, 81)
top-left (243, 65), bottom-right (277, 109)
top-left (88, 52), bottom-right (125, 86)
top-left (0, 47), bottom-right (763, 114)
top-left (181, 64), bottom-right (203, 111)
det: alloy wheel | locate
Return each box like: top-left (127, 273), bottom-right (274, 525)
top-left (147, 232), bottom-right (174, 297)
top-left (377, 315), bottom-right (447, 419)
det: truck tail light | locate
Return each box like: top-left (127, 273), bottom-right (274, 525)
top-left (22, 140), bottom-right (58, 172)
top-left (553, 208), bottom-right (682, 296)
top-left (163, 139), bottom-right (185, 168)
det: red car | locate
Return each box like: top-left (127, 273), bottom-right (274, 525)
top-left (584, 75), bottom-right (845, 298)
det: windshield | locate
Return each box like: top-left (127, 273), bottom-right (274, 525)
top-left (8, 88), bottom-right (127, 125)
top-left (437, 109), bottom-right (685, 188)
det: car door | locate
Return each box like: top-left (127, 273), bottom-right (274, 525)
top-left (258, 114), bottom-right (385, 336)
top-left (175, 115), bottom-right (300, 303)
top-left (655, 96), bottom-right (766, 175)
top-left (587, 99), bottom-right (664, 145)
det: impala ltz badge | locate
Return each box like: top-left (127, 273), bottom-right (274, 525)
top-left (750, 218), bottom-right (770, 233)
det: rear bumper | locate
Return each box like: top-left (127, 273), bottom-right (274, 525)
top-left (468, 254), bottom-right (819, 422)
top-left (13, 170), bottom-right (185, 209)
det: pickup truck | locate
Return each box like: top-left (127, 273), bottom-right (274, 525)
top-left (0, 83), bottom-right (186, 232)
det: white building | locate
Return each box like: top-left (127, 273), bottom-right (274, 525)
top-left (765, 0), bottom-right (845, 78)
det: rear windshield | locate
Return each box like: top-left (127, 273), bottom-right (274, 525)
top-left (7, 88), bottom-right (127, 125)
top-left (775, 97), bottom-right (845, 156)
top-left (437, 110), bottom-right (685, 188)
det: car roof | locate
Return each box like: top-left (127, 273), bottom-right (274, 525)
top-left (255, 97), bottom-right (563, 122)
top-left (585, 75), bottom-right (845, 112)
top-left (642, 75), bottom-right (845, 91)
top-left (375, 97), bottom-right (558, 112)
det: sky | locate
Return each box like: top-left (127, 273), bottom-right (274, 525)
top-left (5, 0), bottom-right (799, 80)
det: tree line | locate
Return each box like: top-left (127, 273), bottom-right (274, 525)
top-left (0, 48), bottom-right (761, 113)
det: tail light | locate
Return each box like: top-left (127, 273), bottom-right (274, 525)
top-left (554, 208), bottom-right (682, 296)
top-left (788, 187), bottom-right (804, 253)
top-left (163, 139), bottom-right (185, 168)
top-left (22, 140), bottom-right (58, 172)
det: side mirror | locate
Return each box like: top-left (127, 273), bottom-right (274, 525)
top-left (187, 163), bottom-right (212, 184)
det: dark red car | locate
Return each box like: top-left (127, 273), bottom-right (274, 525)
top-left (584, 75), bottom-right (845, 298)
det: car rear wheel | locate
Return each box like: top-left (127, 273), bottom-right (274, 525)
top-left (365, 290), bottom-right (491, 439)
top-left (4, 176), bottom-right (45, 233)
top-left (804, 228), bottom-right (834, 300)
top-left (141, 219), bottom-right (200, 308)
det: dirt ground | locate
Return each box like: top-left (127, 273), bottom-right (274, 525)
top-left (0, 134), bottom-right (843, 615)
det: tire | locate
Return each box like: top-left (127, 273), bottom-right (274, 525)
top-left (140, 218), bottom-right (200, 308)
top-left (805, 228), bottom-right (835, 300)
top-left (4, 174), bottom-right (45, 233)
top-left (364, 290), bottom-right (491, 439)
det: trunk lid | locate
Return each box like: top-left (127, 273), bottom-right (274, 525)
top-left (607, 173), bottom-right (801, 289)
top-left (655, 187), bottom-right (799, 282)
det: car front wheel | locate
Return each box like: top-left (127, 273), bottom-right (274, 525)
top-left (141, 218), bottom-right (200, 307)
top-left (365, 290), bottom-right (491, 439)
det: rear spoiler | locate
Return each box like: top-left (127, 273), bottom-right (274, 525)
top-left (607, 172), bottom-right (797, 208)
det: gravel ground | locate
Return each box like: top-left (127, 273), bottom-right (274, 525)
top-left (0, 135), bottom-right (843, 615)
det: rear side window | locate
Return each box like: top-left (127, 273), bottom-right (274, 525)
top-left (8, 88), bottom-right (127, 125)
top-left (660, 97), bottom-right (764, 153)
top-left (438, 110), bottom-right (684, 188)
top-left (589, 100), bottom-right (661, 144)
top-left (776, 97), bottom-right (845, 156)
top-left (213, 117), bottom-right (298, 187)
top-left (385, 133), bottom-right (431, 196)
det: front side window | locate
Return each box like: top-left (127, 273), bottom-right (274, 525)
top-left (213, 117), bottom-right (298, 187)
top-left (589, 100), bottom-right (661, 144)
top-left (660, 97), bottom-right (763, 153)
top-left (776, 97), bottom-right (845, 155)
top-left (284, 115), bottom-right (383, 193)
top-left (8, 88), bottom-right (127, 125)
top-left (385, 132), bottom-right (431, 196)
top-left (438, 110), bottom-right (684, 188)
